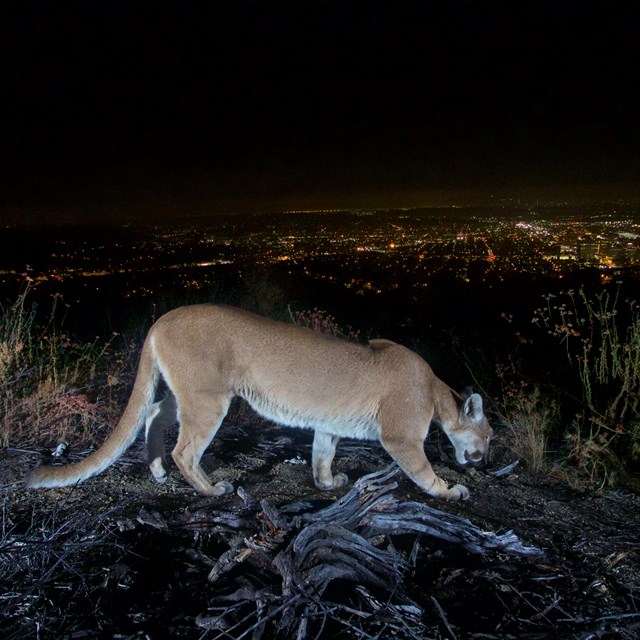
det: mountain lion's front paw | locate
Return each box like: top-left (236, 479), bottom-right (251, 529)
top-left (449, 484), bottom-right (470, 500)
top-left (213, 480), bottom-right (235, 496)
top-left (332, 472), bottom-right (349, 488)
top-left (315, 472), bottom-right (349, 490)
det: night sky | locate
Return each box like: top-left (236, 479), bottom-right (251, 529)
top-left (2, 1), bottom-right (639, 223)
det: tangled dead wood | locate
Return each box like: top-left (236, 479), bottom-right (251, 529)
top-left (195, 465), bottom-right (541, 639)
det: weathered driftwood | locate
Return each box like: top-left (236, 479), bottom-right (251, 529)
top-left (302, 464), bottom-right (541, 556)
top-left (195, 464), bottom-right (541, 639)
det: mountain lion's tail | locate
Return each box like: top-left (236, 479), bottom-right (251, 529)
top-left (26, 335), bottom-right (160, 489)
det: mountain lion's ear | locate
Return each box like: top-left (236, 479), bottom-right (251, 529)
top-left (461, 386), bottom-right (474, 400)
top-left (463, 393), bottom-right (484, 421)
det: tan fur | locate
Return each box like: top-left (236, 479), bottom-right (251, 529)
top-left (26, 304), bottom-right (492, 500)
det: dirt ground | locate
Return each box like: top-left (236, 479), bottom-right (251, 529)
top-left (2, 412), bottom-right (640, 639)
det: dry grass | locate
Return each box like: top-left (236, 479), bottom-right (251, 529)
top-left (0, 287), bottom-right (137, 448)
top-left (2, 380), bottom-right (110, 447)
top-left (531, 286), bottom-right (640, 485)
top-left (492, 284), bottom-right (640, 487)
top-left (497, 386), bottom-right (557, 474)
top-left (564, 422), bottom-right (626, 489)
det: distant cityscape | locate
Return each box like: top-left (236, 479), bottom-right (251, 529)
top-left (3, 203), bottom-right (640, 306)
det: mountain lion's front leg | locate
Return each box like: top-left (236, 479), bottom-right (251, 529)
top-left (311, 432), bottom-right (348, 490)
top-left (380, 433), bottom-right (470, 501)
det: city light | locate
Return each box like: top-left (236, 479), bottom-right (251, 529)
top-left (2, 205), bottom-right (640, 303)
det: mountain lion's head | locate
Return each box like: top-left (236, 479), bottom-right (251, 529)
top-left (448, 392), bottom-right (493, 466)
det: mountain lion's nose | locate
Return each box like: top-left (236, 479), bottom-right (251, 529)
top-left (464, 449), bottom-right (483, 463)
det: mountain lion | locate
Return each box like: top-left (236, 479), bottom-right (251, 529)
top-left (27, 304), bottom-right (492, 500)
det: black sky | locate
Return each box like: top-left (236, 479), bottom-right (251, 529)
top-left (1, 1), bottom-right (639, 223)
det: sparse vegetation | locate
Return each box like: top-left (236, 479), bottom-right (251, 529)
top-left (2, 288), bottom-right (640, 639)
top-left (531, 286), bottom-right (640, 484)
top-left (496, 383), bottom-right (557, 475)
top-left (491, 285), bottom-right (640, 486)
top-left (0, 287), bottom-right (134, 448)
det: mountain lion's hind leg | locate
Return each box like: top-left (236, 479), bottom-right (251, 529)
top-left (171, 392), bottom-right (234, 496)
top-left (312, 432), bottom-right (348, 490)
top-left (380, 433), bottom-right (470, 501)
top-left (145, 395), bottom-right (177, 484)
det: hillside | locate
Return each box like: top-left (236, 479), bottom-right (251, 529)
top-left (3, 409), bottom-right (639, 639)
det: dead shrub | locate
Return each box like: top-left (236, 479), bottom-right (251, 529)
top-left (0, 287), bottom-right (136, 448)
top-left (497, 384), bottom-right (557, 474)
top-left (1, 380), bottom-right (111, 447)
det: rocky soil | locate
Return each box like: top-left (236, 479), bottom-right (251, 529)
top-left (2, 411), bottom-right (639, 639)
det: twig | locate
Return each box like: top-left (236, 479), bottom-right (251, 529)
top-left (488, 460), bottom-right (520, 477)
top-left (431, 596), bottom-right (458, 640)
